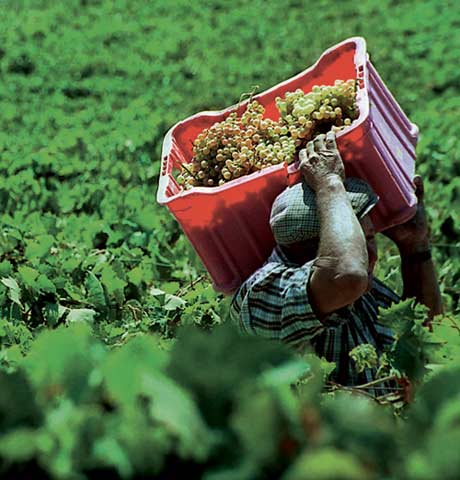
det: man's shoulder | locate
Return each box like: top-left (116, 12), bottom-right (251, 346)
top-left (231, 247), bottom-right (314, 313)
top-left (229, 247), bottom-right (322, 341)
top-left (229, 249), bottom-right (288, 329)
top-left (232, 252), bottom-right (287, 301)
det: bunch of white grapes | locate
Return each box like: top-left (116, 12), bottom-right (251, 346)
top-left (276, 79), bottom-right (359, 143)
top-left (177, 79), bottom-right (358, 189)
top-left (177, 101), bottom-right (297, 189)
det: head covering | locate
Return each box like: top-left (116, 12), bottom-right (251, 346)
top-left (269, 177), bottom-right (379, 245)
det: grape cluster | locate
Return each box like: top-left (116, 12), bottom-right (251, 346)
top-left (177, 79), bottom-right (358, 189)
top-left (276, 79), bottom-right (359, 145)
top-left (177, 101), bottom-right (296, 189)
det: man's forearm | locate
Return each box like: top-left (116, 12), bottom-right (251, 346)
top-left (300, 133), bottom-right (370, 315)
top-left (399, 242), bottom-right (443, 319)
top-left (315, 174), bottom-right (368, 276)
top-left (383, 175), bottom-right (442, 321)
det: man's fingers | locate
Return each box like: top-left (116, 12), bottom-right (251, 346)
top-left (325, 131), bottom-right (337, 150)
top-left (299, 148), bottom-right (307, 163)
top-left (306, 141), bottom-right (315, 159)
top-left (414, 175), bottom-right (425, 202)
top-left (313, 134), bottom-right (325, 151)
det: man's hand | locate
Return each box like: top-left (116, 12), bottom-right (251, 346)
top-left (383, 176), bottom-right (430, 254)
top-left (299, 132), bottom-right (345, 191)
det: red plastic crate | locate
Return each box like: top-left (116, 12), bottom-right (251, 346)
top-left (157, 37), bottom-right (418, 295)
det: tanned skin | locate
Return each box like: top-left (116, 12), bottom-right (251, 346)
top-left (283, 131), bottom-right (442, 323)
top-left (383, 176), bottom-right (443, 322)
top-left (298, 132), bottom-right (370, 319)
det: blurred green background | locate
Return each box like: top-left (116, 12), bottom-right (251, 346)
top-left (1, 1), bottom-right (459, 327)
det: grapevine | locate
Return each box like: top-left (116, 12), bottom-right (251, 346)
top-left (177, 79), bottom-right (359, 189)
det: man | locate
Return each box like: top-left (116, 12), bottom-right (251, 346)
top-left (230, 131), bottom-right (442, 391)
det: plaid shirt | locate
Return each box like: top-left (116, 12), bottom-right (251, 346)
top-left (230, 246), bottom-right (400, 394)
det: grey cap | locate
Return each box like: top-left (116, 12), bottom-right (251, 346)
top-left (270, 177), bottom-right (379, 245)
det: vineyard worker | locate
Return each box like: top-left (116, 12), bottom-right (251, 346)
top-left (230, 131), bottom-right (442, 390)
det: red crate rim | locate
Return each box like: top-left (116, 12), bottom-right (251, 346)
top-left (157, 36), bottom-right (369, 206)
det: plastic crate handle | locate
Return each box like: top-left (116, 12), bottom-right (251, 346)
top-left (157, 127), bottom-right (175, 205)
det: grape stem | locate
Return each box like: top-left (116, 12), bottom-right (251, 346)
top-left (180, 162), bottom-right (198, 179)
top-left (350, 374), bottom-right (401, 390)
top-left (177, 274), bottom-right (207, 296)
top-left (238, 84), bottom-right (260, 110)
top-left (326, 378), bottom-right (404, 405)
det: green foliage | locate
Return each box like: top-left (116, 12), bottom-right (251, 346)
top-left (403, 364), bottom-right (460, 480)
top-left (0, 322), bottom-right (314, 479)
top-left (379, 300), bottom-right (441, 382)
top-left (349, 344), bottom-right (378, 373)
top-left (282, 448), bottom-right (370, 480)
top-left (0, 322), bottom-right (458, 479)
top-left (167, 323), bottom-right (295, 427)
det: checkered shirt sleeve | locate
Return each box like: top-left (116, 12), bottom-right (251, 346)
top-left (230, 259), bottom-right (325, 346)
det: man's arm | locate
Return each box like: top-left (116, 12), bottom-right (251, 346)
top-left (383, 176), bottom-right (443, 322)
top-left (300, 133), bottom-right (369, 319)
top-left (399, 243), bottom-right (442, 319)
